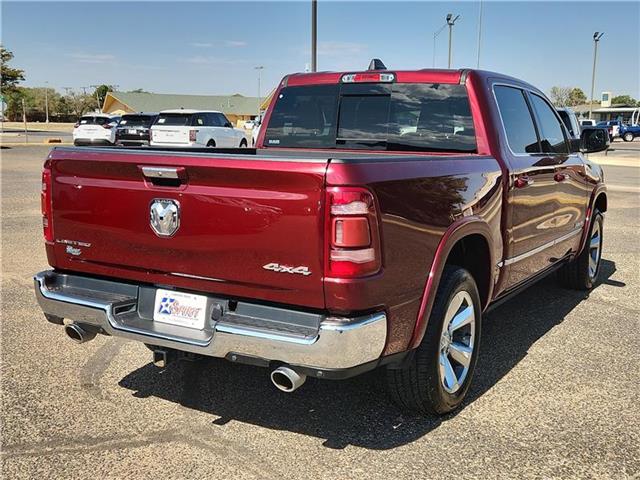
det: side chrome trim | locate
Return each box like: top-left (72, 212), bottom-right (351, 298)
top-left (501, 227), bottom-right (583, 267)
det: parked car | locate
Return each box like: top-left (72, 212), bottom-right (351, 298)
top-left (251, 119), bottom-right (261, 146)
top-left (243, 120), bottom-right (256, 130)
top-left (619, 123), bottom-right (640, 142)
top-left (34, 66), bottom-right (608, 416)
top-left (597, 120), bottom-right (622, 140)
top-left (115, 113), bottom-right (158, 147)
top-left (72, 114), bottom-right (120, 146)
top-left (150, 109), bottom-right (247, 148)
top-left (556, 107), bottom-right (581, 139)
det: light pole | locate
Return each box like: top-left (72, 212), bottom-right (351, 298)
top-left (447, 13), bottom-right (460, 69)
top-left (476, 0), bottom-right (483, 68)
top-left (311, 0), bottom-right (317, 72)
top-left (589, 32), bottom-right (604, 120)
top-left (254, 66), bottom-right (264, 117)
top-left (44, 81), bottom-right (50, 123)
top-left (432, 23), bottom-right (447, 68)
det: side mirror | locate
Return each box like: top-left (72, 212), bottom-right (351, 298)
top-left (580, 127), bottom-right (609, 154)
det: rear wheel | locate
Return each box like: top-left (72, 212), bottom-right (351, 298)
top-left (239, 138), bottom-right (248, 148)
top-left (623, 132), bottom-right (634, 142)
top-left (386, 266), bottom-right (481, 415)
top-left (206, 140), bottom-right (216, 147)
top-left (559, 210), bottom-right (603, 290)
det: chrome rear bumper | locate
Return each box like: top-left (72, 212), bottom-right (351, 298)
top-left (34, 271), bottom-right (387, 371)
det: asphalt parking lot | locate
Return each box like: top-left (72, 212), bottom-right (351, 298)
top-left (1, 145), bottom-right (639, 479)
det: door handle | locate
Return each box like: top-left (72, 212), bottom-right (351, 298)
top-left (514, 175), bottom-right (533, 189)
top-left (554, 172), bottom-right (569, 182)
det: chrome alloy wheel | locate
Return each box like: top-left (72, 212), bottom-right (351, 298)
top-left (588, 220), bottom-right (602, 279)
top-left (438, 291), bottom-right (476, 394)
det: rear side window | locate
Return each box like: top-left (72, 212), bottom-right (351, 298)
top-left (529, 94), bottom-right (568, 154)
top-left (155, 114), bottom-right (193, 126)
top-left (264, 83), bottom-right (476, 152)
top-left (494, 86), bottom-right (539, 154)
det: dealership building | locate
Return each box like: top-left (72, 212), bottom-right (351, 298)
top-left (102, 91), bottom-right (273, 126)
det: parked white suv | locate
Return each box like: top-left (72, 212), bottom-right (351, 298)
top-left (150, 110), bottom-right (247, 148)
top-left (73, 114), bottom-right (120, 146)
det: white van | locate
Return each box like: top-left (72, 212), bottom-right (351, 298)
top-left (150, 110), bottom-right (247, 148)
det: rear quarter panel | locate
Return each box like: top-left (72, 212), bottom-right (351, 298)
top-left (326, 155), bottom-right (503, 354)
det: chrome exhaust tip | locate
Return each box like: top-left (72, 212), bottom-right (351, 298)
top-left (64, 323), bottom-right (97, 344)
top-left (270, 366), bottom-right (306, 393)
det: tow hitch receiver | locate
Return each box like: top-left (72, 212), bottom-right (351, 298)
top-left (152, 349), bottom-right (175, 368)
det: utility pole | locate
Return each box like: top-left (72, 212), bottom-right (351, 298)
top-left (589, 32), bottom-right (604, 120)
top-left (447, 13), bottom-right (460, 69)
top-left (432, 23), bottom-right (447, 68)
top-left (44, 81), bottom-right (50, 123)
top-left (22, 97), bottom-right (28, 144)
top-left (254, 66), bottom-right (264, 117)
top-left (476, 0), bottom-right (483, 68)
top-left (311, 0), bottom-right (317, 72)
top-left (90, 85), bottom-right (102, 111)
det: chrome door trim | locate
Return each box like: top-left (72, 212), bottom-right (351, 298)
top-left (498, 226), bottom-right (583, 267)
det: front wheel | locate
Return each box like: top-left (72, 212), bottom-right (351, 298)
top-left (386, 266), bottom-right (482, 415)
top-left (623, 132), bottom-right (634, 142)
top-left (559, 210), bottom-right (603, 290)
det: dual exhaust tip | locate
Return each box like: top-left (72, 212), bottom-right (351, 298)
top-left (64, 323), bottom-right (97, 344)
top-left (64, 323), bottom-right (307, 393)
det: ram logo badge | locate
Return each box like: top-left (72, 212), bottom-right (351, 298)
top-left (263, 263), bottom-right (312, 276)
top-left (150, 199), bottom-right (180, 237)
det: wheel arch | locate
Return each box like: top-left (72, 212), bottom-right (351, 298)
top-left (409, 218), bottom-right (496, 349)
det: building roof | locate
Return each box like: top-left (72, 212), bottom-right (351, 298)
top-left (103, 91), bottom-right (261, 116)
top-left (573, 103), bottom-right (639, 113)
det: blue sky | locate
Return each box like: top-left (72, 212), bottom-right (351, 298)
top-left (3, 1), bottom-right (639, 99)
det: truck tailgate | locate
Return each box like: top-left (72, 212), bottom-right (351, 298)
top-left (47, 148), bottom-right (328, 309)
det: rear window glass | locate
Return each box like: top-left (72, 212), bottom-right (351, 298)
top-left (264, 83), bottom-right (476, 152)
top-left (120, 115), bottom-right (155, 127)
top-left (155, 114), bottom-right (193, 126)
top-left (79, 116), bottom-right (111, 126)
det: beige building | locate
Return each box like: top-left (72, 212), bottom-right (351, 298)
top-left (102, 91), bottom-right (273, 127)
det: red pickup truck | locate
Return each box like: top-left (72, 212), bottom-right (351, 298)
top-left (34, 65), bottom-right (608, 415)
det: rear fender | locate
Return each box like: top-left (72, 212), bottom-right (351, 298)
top-left (409, 217), bottom-right (496, 349)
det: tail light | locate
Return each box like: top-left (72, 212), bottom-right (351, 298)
top-left (325, 187), bottom-right (382, 278)
top-left (103, 123), bottom-right (113, 129)
top-left (41, 160), bottom-right (53, 242)
top-left (189, 129), bottom-right (197, 142)
top-left (73, 122), bottom-right (80, 128)
top-left (341, 72), bottom-right (395, 83)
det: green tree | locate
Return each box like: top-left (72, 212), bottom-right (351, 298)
top-left (611, 95), bottom-right (638, 106)
top-left (568, 87), bottom-right (587, 106)
top-left (0, 45), bottom-right (25, 93)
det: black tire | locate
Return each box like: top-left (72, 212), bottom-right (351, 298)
top-left (559, 210), bottom-right (603, 290)
top-left (623, 132), bottom-right (634, 142)
top-left (239, 139), bottom-right (248, 148)
top-left (206, 140), bottom-right (216, 147)
top-left (386, 265), bottom-right (482, 415)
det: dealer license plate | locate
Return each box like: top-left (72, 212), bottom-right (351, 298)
top-left (153, 289), bottom-right (207, 329)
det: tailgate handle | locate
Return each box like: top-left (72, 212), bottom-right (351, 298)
top-left (140, 166), bottom-right (187, 187)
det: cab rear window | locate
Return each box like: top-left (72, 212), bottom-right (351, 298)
top-left (264, 83), bottom-right (477, 152)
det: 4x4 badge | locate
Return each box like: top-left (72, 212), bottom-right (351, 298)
top-left (263, 263), bottom-right (312, 276)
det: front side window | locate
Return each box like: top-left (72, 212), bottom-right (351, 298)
top-left (264, 82), bottom-right (476, 152)
top-left (529, 94), bottom-right (568, 154)
top-left (494, 86), bottom-right (540, 154)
